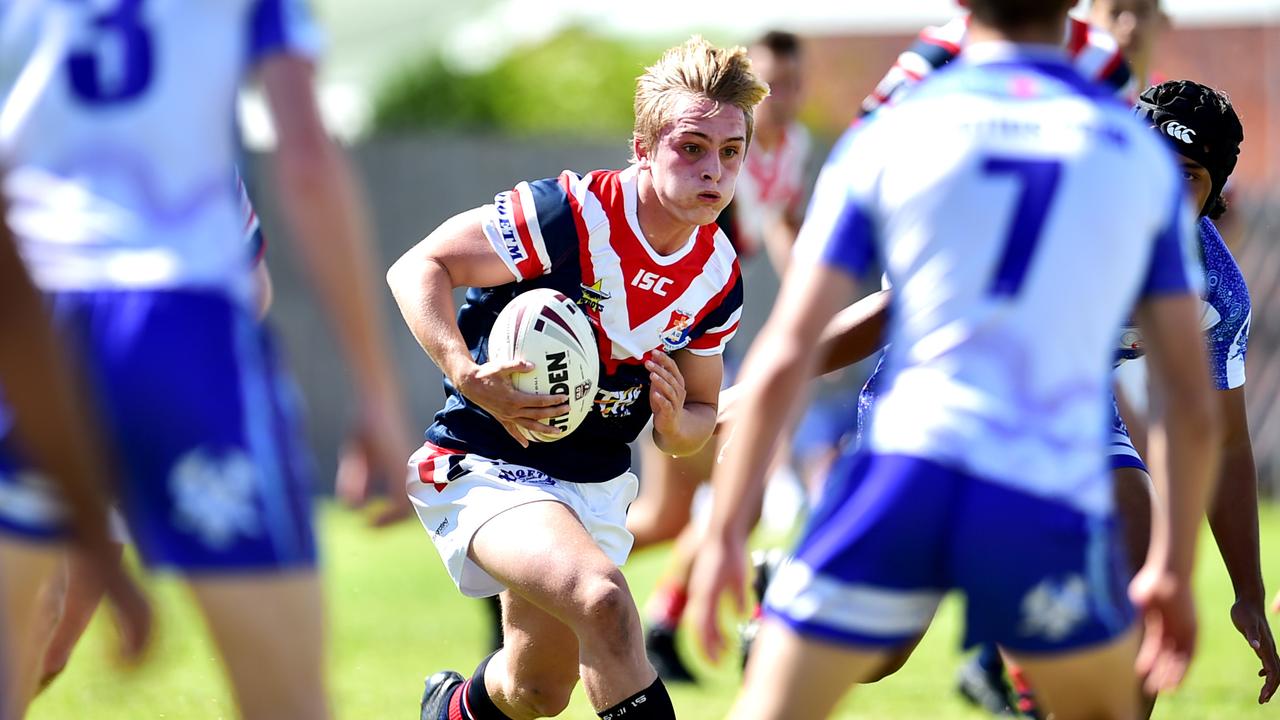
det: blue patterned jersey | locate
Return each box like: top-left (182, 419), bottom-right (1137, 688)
top-left (1199, 217), bottom-right (1250, 390)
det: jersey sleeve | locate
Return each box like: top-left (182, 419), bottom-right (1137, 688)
top-left (248, 0), bottom-right (325, 65)
top-left (1138, 181), bottom-right (1201, 299)
top-left (792, 127), bottom-right (881, 280)
top-left (685, 266), bottom-right (744, 357)
top-left (1208, 309), bottom-right (1250, 390)
top-left (1198, 219), bottom-right (1252, 390)
top-left (859, 18), bottom-right (964, 118)
top-left (479, 172), bottom-right (582, 283)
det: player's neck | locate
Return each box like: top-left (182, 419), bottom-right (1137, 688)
top-left (635, 171), bottom-right (697, 255)
top-left (966, 18), bottom-right (1066, 48)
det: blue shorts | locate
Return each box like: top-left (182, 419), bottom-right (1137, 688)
top-left (1109, 394), bottom-right (1146, 473)
top-left (765, 453), bottom-right (1134, 654)
top-left (0, 290), bottom-right (316, 572)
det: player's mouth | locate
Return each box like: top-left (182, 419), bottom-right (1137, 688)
top-left (697, 191), bottom-right (722, 203)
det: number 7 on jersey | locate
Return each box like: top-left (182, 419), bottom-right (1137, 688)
top-left (983, 157), bottom-right (1063, 297)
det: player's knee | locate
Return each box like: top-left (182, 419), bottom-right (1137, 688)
top-left (571, 569), bottom-right (636, 645)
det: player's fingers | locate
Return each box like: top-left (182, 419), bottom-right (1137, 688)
top-left (1135, 614), bottom-right (1162, 677)
top-left (507, 388), bottom-right (571, 408)
top-left (489, 358), bottom-right (535, 376)
top-left (645, 356), bottom-right (682, 389)
top-left (499, 420), bottom-right (530, 448)
top-left (1259, 641), bottom-right (1280, 703)
top-left (649, 372), bottom-right (677, 401)
top-left (511, 417), bottom-right (563, 437)
top-left (647, 350), bottom-right (681, 376)
top-left (371, 490), bottom-right (413, 528)
top-left (512, 402), bottom-right (570, 421)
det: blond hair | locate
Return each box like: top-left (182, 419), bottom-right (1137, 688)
top-left (632, 36), bottom-right (770, 162)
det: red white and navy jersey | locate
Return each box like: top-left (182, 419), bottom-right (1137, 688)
top-left (427, 166), bottom-right (744, 483)
top-left (860, 15), bottom-right (1131, 118)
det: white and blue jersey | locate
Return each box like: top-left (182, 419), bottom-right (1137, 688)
top-left (0, 1), bottom-right (320, 571)
top-left (0, 0), bottom-right (316, 295)
top-left (766, 43), bottom-right (1199, 653)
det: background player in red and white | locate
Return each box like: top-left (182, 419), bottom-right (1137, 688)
top-left (388, 37), bottom-right (764, 720)
top-left (628, 30), bottom-right (812, 684)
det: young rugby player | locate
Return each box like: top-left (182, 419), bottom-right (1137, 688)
top-left (690, 1), bottom-right (1219, 717)
top-left (629, 30), bottom-right (812, 684)
top-left (0, 2), bottom-right (415, 717)
top-left (389, 37), bottom-right (763, 720)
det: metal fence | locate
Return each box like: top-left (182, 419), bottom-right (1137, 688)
top-left (250, 133), bottom-right (1280, 497)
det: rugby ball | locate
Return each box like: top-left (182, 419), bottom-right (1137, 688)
top-left (488, 288), bottom-right (599, 442)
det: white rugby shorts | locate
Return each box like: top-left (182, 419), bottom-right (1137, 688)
top-left (405, 442), bottom-right (638, 598)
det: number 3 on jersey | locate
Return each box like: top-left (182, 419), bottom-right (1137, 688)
top-left (983, 157), bottom-right (1063, 297)
top-left (67, 0), bottom-right (153, 105)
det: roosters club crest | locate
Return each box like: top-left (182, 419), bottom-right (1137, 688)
top-left (659, 309), bottom-right (694, 351)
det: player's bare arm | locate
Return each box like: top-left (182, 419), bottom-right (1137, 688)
top-left (386, 208), bottom-right (569, 447)
top-left (717, 288), bottom-right (889, 430)
top-left (0, 195), bottom-right (151, 665)
top-left (650, 350), bottom-right (720, 456)
top-left (691, 263), bottom-right (857, 661)
top-left (816, 288), bottom-right (892, 375)
top-left (1207, 385), bottom-right (1279, 702)
top-left (260, 54), bottom-right (416, 523)
top-left (1130, 292), bottom-right (1221, 694)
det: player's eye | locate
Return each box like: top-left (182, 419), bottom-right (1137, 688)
top-left (683, 144), bottom-right (702, 155)
top-left (721, 147), bottom-right (740, 159)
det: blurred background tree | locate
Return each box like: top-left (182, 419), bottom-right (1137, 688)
top-left (373, 27), bottom-right (667, 139)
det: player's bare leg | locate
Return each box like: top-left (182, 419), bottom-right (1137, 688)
top-left (0, 540), bottom-right (61, 720)
top-left (1004, 627), bottom-right (1142, 720)
top-left (188, 572), bottom-right (329, 720)
top-left (483, 592), bottom-right (583, 718)
top-left (1114, 468), bottom-right (1155, 575)
top-left (37, 543), bottom-right (126, 690)
top-left (729, 618), bottom-right (898, 720)
top-left (472, 500), bottom-right (664, 716)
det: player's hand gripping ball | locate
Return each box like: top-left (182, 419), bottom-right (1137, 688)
top-left (488, 288), bottom-right (599, 442)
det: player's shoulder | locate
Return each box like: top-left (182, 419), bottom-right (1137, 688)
top-left (1067, 16), bottom-right (1131, 91)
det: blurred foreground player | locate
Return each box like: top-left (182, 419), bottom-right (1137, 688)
top-left (34, 170), bottom-right (274, 693)
top-left (0, 184), bottom-right (150, 720)
top-left (689, 0), bottom-right (1220, 718)
top-left (389, 37), bottom-right (760, 720)
top-left (0, 2), bottom-right (415, 718)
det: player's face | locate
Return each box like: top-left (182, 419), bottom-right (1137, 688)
top-left (640, 95), bottom-right (747, 227)
top-left (751, 50), bottom-right (803, 130)
top-left (1180, 158), bottom-right (1213, 214)
top-left (1093, 0), bottom-right (1166, 59)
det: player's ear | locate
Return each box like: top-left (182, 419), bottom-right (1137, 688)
top-left (633, 134), bottom-right (651, 169)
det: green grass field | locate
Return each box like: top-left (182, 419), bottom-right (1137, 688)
top-left (29, 502), bottom-right (1280, 719)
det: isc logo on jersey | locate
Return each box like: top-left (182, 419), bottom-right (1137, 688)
top-left (489, 289), bottom-right (599, 442)
top-left (630, 269), bottom-right (674, 296)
